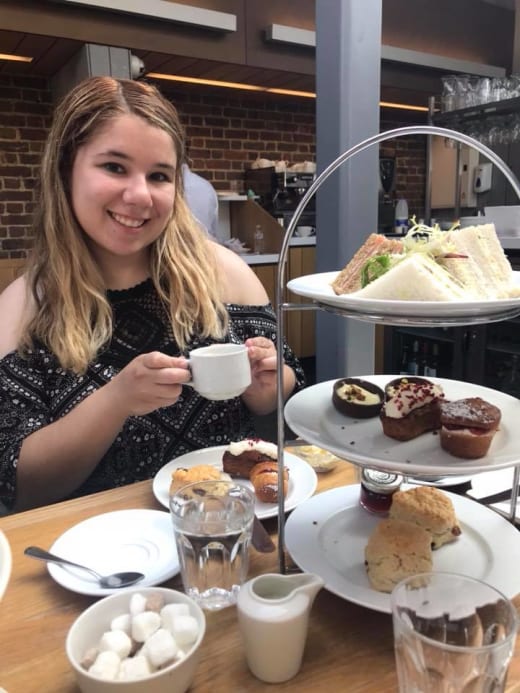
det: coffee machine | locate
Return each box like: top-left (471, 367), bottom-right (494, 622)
top-left (378, 157), bottom-right (396, 234)
top-left (244, 168), bottom-right (316, 230)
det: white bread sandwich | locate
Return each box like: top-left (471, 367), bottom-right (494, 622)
top-left (331, 222), bottom-right (520, 302)
top-left (331, 233), bottom-right (404, 295)
top-left (440, 224), bottom-right (520, 299)
top-left (352, 252), bottom-right (470, 301)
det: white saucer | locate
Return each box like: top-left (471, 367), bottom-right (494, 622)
top-left (153, 446), bottom-right (317, 520)
top-left (285, 485), bottom-right (520, 614)
top-left (47, 509), bottom-right (179, 596)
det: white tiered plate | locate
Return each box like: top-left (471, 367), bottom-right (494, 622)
top-left (284, 375), bottom-right (520, 476)
top-left (153, 445), bottom-right (317, 519)
top-left (285, 485), bottom-right (520, 614)
top-left (286, 271), bottom-right (520, 326)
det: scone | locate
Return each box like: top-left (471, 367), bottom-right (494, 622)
top-left (380, 376), bottom-right (444, 442)
top-left (389, 486), bottom-right (461, 549)
top-left (222, 439), bottom-right (277, 479)
top-left (440, 397), bottom-right (501, 459)
top-left (169, 464), bottom-right (230, 495)
top-left (365, 518), bottom-right (432, 593)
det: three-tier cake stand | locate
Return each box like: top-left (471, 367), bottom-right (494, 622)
top-left (274, 125), bottom-right (520, 574)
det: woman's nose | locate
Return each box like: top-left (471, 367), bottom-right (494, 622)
top-left (122, 176), bottom-right (152, 206)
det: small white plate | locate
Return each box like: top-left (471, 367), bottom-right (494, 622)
top-left (284, 376), bottom-right (520, 476)
top-left (0, 529), bottom-right (12, 601)
top-left (286, 271), bottom-right (520, 325)
top-left (285, 484), bottom-right (520, 614)
top-left (47, 510), bottom-right (179, 596)
top-left (153, 445), bottom-right (318, 519)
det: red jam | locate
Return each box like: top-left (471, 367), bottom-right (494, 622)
top-left (359, 468), bottom-right (402, 515)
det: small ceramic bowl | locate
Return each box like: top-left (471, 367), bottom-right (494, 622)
top-left (66, 587), bottom-right (206, 693)
top-left (332, 378), bottom-right (384, 418)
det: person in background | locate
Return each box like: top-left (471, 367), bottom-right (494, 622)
top-left (182, 163), bottom-right (219, 239)
top-left (0, 76), bottom-right (304, 513)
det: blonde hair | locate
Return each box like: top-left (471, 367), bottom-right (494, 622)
top-left (21, 76), bottom-right (227, 373)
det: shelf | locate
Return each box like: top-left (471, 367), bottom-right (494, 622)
top-left (395, 326), bottom-right (458, 343)
top-left (486, 341), bottom-right (520, 355)
top-left (432, 96), bottom-right (520, 126)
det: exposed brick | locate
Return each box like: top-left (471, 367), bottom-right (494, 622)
top-left (0, 72), bottom-right (426, 260)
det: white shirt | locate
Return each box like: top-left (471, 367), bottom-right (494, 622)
top-left (182, 164), bottom-right (219, 239)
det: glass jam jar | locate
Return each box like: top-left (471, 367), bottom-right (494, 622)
top-left (359, 468), bottom-right (403, 515)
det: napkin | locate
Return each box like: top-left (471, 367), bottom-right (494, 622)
top-left (467, 468), bottom-right (520, 521)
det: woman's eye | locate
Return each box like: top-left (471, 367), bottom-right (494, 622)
top-left (102, 162), bottom-right (124, 174)
top-left (149, 171), bottom-right (171, 183)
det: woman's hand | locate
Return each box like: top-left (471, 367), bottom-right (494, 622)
top-left (246, 336), bottom-right (278, 386)
top-left (107, 351), bottom-right (191, 417)
top-left (243, 337), bottom-right (296, 415)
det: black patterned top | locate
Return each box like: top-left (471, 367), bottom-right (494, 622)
top-left (0, 279), bottom-right (305, 510)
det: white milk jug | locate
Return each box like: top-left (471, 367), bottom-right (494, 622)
top-left (236, 572), bottom-right (324, 683)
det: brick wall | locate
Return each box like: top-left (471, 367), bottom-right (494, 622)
top-left (159, 82), bottom-right (316, 191)
top-left (0, 74), bottom-right (53, 259)
top-left (381, 119), bottom-right (427, 221)
top-left (0, 72), bottom-right (426, 259)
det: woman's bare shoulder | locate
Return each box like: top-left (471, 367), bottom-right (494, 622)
top-left (0, 275), bottom-right (32, 357)
top-left (212, 242), bottom-right (269, 304)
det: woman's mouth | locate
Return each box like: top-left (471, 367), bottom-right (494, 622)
top-left (109, 211), bottom-right (147, 229)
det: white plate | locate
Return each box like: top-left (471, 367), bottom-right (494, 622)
top-left (153, 445), bottom-right (318, 520)
top-left (285, 484), bottom-right (520, 614)
top-left (0, 529), bottom-right (12, 601)
top-left (286, 271), bottom-right (520, 325)
top-left (405, 474), bottom-right (473, 488)
top-left (48, 510), bottom-right (179, 596)
top-left (284, 375), bottom-right (520, 476)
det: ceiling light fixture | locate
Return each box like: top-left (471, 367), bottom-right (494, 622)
top-left (0, 53), bottom-right (33, 63)
top-left (147, 73), bottom-right (266, 92)
top-left (147, 72), bottom-right (428, 111)
top-left (379, 101), bottom-right (429, 112)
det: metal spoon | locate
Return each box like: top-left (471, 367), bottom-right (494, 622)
top-left (24, 546), bottom-right (145, 589)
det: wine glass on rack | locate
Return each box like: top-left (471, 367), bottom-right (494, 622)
top-left (499, 354), bottom-right (520, 399)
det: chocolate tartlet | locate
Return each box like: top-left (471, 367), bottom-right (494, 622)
top-left (332, 378), bottom-right (384, 418)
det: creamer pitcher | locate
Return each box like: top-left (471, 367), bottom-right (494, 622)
top-left (236, 572), bottom-right (324, 683)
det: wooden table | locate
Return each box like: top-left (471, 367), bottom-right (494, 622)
top-left (1, 459), bottom-right (520, 693)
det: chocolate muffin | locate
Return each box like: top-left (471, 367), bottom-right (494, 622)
top-left (440, 397), bottom-right (501, 459)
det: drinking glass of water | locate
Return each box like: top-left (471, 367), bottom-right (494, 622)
top-left (170, 480), bottom-right (255, 611)
top-left (391, 572), bottom-right (517, 693)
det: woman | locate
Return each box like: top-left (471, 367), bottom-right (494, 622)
top-left (0, 76), bottom-right (304, 512)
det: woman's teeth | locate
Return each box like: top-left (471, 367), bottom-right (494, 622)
top-left (111, 212), bottom-right (146, 228)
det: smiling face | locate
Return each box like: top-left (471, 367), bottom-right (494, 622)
top-left (70, 113), bottom-right (177, 286)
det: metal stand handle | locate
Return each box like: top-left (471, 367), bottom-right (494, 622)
top-left (275, 125), bottom-right (520, 573)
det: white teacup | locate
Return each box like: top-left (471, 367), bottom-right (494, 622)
top-left (186, 343), bottom-right (251, 400)
top-left (295, 226), bottom-right (314, 237)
